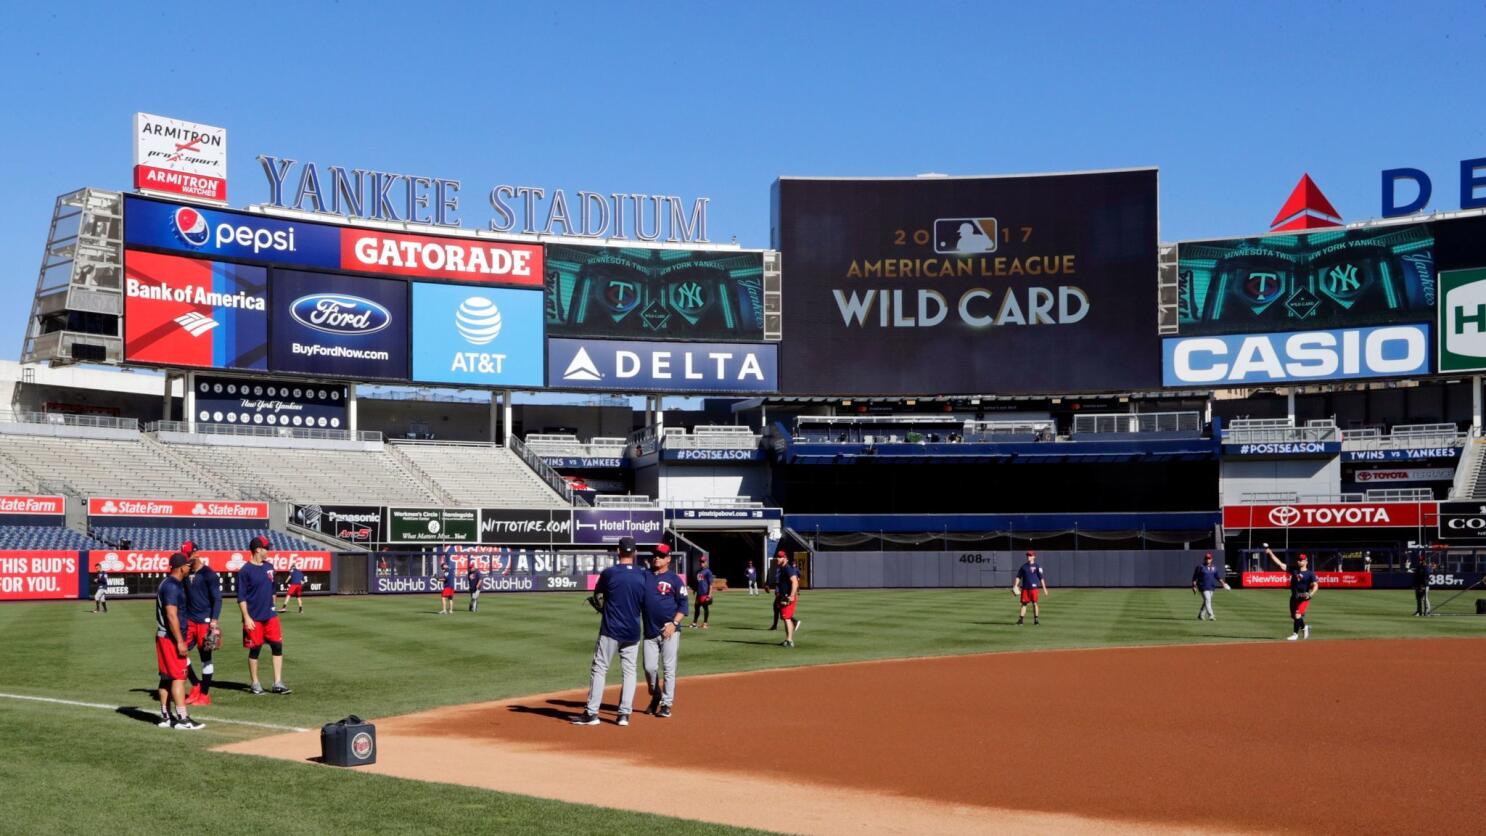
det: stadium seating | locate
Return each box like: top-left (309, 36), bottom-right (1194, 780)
top-left (392, 442), bottom-right (569, 508)
top-left (524, 434), bottom-right (628, 458)
top-left (0, 434), bottom-right (222, 498)
top-left (0, 524), bottom-right (107, 550)
top-left (161, 443), bottom-right (441, 506)
top-left (89, 527), bottom-right (320, 552)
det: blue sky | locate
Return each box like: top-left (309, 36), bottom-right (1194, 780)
top-left (1, 1), bottom-right (1484, 363)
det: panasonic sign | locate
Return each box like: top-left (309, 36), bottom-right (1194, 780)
top-left (1163, 324), bottom-right (1430, 386)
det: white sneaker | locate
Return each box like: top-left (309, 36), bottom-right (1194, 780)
top-left (1302, 626), bottom-right (1310, 639)
top-left (1286, 633), bottom-right (1299, 641)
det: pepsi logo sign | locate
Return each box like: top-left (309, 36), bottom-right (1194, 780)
top-left (173, 207), bottom-right (210, 247)
top-left (290, 294), bottom-right (391, 336)
top-left (456, 297), bottom-right (502, 345)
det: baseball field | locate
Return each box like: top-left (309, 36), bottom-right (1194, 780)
top-left (2, 587), bottom-right (1482, 834)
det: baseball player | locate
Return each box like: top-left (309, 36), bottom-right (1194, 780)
top-left (767, 550), bottom-right (786, 629)
top-left (691, 556), bottom-right (714, 629)
top-left (183, 546), bottom-right (222, 706)
top-left (642, 543), bottom-right (688, 718)
top-left (1264, 546), bottom-right (1318, 640)
top-left (439, 557), bottom-right (457, 615)
top-left (1413, 551), bottom-right (1432, 616)
top-left (1013, 550), bottom-right (1048, 625)
top-left (572, 536), bottom-right (647, 726)
top-left (774, 550), bottom-right (800, 647)
top-left (154, 553), bottom-right (203, 730)
top-left (239, 536), bottom-right (291, 694)
top-left (467, 558), bottom-right (483, 613)
top-left (745, 561), bottom-right (759, 595)
top-left (91, 565), bottom-right (109, 613)
top-left (278, 559), bottom-right (306, 614)
top-left (1191, 552), bottom-right (1230, 621)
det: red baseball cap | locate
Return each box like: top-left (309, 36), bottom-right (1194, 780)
top-left (775, 550), bottom-right (787, 558)
top-left (180, 540), bottom-right (196, 556)
top-left (248, 535), bottom-right (270, 551)
top-left (1025, 550), bottom-right (1036, 557)
top-left (1204, 552), bottom-right (1213, 559)
top-left (654, 543), bottom-right (670, 555)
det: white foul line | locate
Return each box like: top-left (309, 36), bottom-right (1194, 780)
top-left (0, 692), bottom-right (309, 732)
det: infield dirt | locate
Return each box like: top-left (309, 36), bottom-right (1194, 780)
top-left (220, 638), bottom-right (1486, 834)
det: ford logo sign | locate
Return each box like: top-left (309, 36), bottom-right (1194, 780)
top-left (289, 294), bottom-right (391, 336)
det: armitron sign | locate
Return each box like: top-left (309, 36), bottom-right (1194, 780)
top-left (1223, 502), bottom-right (1435, 529)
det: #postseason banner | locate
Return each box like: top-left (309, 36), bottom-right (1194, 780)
top-left (774, 170), bottom-right (1160, 395)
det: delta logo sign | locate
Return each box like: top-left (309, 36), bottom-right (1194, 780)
top-left (123, 249), bottom-right (269, 370)
top-left (125, 196), bottom-right (543, 285)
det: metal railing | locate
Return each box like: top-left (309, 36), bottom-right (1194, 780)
top-left (665, 426), bottom-right (762, 450)
top-left (1236, 492), bottom-right (1365, 504)
top-left (663, 497), bottom-right (765, 509)
top-left (594, 494), bottom-right (659, 508)
top-left (1341, 423), bottom-right (1464, 450)
top-left (1225, 418), bottom-right (1338, 444)
top-left (146, 421), bottom-right (382, 443)
top-left (1, 411), bottom-right (139, 431)
top-left (1073, 411), bottom-right (1202, 435)
top-left (524, 433), bottom-right (629, 458)
top-left (507, 434), bottom-right (580, 506)
top-left (1363, 488), bottom-right (1436, 502)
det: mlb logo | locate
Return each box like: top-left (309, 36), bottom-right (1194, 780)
top-left (933, 218), bottom-right (997, 255)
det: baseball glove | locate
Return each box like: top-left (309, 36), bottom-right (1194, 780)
top-left (585, 594), bottom-right (603, 613)
top-left (202, 624), bottom-right (223, 651)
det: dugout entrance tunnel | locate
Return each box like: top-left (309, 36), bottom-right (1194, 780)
top-left (666, 505), bottom-right (782, 591)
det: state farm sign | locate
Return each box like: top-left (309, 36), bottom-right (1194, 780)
top-left (87, 550), bottom-right (330, 573)
top-left (87, 497), bottom-right (269, 520)
top-left (1222, 502), bottom-right (1435, 529)
top-left (0, 495), bottom-right (65, 516)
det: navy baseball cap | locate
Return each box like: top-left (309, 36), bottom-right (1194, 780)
top-left (617, 536), bottom-right (636, 554)
top-left (168, 553), bottom-right (189, 570)
top-left (248, 535), bottom-right (270, 551)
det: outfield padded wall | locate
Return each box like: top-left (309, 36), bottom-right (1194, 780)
top-left (810, 550), bottom-right (1210, 588)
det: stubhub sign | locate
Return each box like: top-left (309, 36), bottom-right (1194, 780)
top-left (1163, 324), bottom-right (1430, 386)
top-left (548, 338), bottom-right (778, 393)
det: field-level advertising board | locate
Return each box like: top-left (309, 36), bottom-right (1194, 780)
top-left (1438, 268), bottom-right (1486, 373)
top-left (386, 508), bottom-right (479, 544)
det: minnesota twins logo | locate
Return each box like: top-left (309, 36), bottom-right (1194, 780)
top-left (657, 581), bottom-right (673, 595)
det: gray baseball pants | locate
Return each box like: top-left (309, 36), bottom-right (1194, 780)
top-left (1199, 590), bottom-right (1215, 619)
top-left (586, 634), bottom-right (639, 716)
top-left (643, 632), bottom-right (679, 707)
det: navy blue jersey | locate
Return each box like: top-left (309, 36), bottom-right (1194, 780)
top-left (442, 564), bottom-right (456, 591)
top-left (288, 567), bottom-right (305, 586)
top-left (642, 569), bottom-right (690, 638)
top-left (185, 566), bottom-right (222, 624)
top-left (775, 564), bottom-right (800, 601)
top-left (1193, 563), bottom-right (1222, 592)
top-left (155, 576), bottom-right (186, 638)
top-left (595, 562), bottom-right (647, 643)
top-left (468, 569), bottom-right (482, 588)
top-left (1016, 562), bottom-right (1045, 590)
top-left (1413, 562), bottom-right (1430, 589)
top-left (696, 567), bottom-right (715, 596)
top-left (746, 566), bottom-right (756, 580)
top-left (1290, 568), bottom-right (1318, 596)
top-left (237, 562), bottom-right (277, 622)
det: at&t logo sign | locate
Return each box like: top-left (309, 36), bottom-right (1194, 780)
top-left (1268, 506), bottom-right (1301, 527)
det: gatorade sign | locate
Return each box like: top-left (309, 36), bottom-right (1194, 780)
top-left (1438, 268), bottom-right (1486, 372)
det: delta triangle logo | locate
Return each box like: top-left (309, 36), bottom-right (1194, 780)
top-left (562, 347), bottom-right (603, 381)
top-left (1270, 174), bottom-right (1342, 231)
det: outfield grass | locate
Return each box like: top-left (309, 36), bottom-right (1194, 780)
top-left (0, 587), bottom-right (1479, 833)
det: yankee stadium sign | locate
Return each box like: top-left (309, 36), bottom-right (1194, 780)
top-left (258, 156), bottom-right (711, 242)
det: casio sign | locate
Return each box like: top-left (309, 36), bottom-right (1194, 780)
top-left (290, 294), bottom-right (391, 335)
top-left (1164, 325), bottom-right (1429, 385)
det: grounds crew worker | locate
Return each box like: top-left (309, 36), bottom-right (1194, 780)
top-left (572, 536), bottom-right (647, 727)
